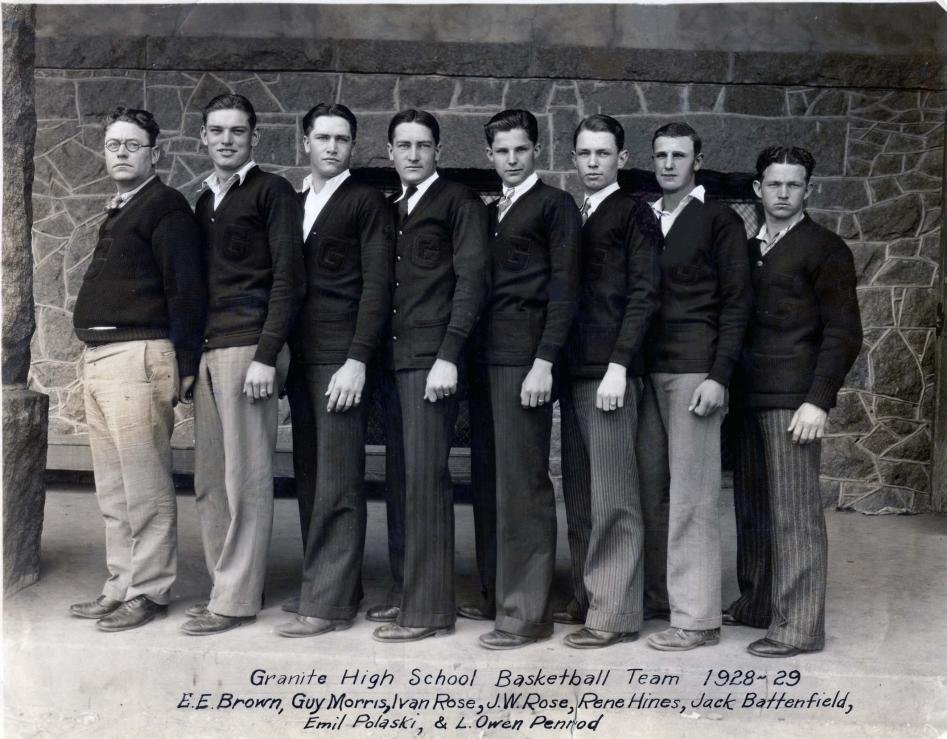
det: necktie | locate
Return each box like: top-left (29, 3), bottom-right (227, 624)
top-left (580, 197), bottom-right (591, 224)
top-left (104, 193), bottom-right (123, 214)
top-left (496, 188), bottom-right (513, 221)
top-left (398, 185), bottom-right (418, 223)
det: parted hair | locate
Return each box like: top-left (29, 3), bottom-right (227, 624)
top-left (104, 107), bottom-right (160, 146)
top-left (652, 122), bottom-right (702, 156)
top-left (755, 145), bottom-right (816, 182)
top-left (302, 103), bottom-right (358, 139)
top-left (387, 109), bottom-right (440, 145)
top-left (202, 93), bottom-right (257, 129)
top-left (573, 114), bottom-right (625, 151)
top-left (484, 109), bottom-right (539, 145)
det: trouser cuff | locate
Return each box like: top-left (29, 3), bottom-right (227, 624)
top-left (585, 608), bottom-right (642, 634)
top-left (495, 614), bottom-right (553, 639)
top-left (398, 610), bottom-right (455, 629)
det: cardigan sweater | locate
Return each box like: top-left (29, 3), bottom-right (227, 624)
top-left (477, 179), bottom-right (581, 366)
top-left (195, 165), bottom-right (305, 367)
top-left (735, 214), bottom-right (863, 410)
top-left (73, 177), bottom-right (207, 377)
top-left (293, 178), bottom-right (394, 365)
top-left (643, 197), bottom-right (752, 385)
top-left (386, 176), bottom-right (489, 370)
top-left (566, 190), bottom-right (662, 378)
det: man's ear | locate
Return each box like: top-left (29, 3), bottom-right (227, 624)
top-left (387, 142), bottom-right (395, 162)
top-left (804, 181), bottom-right (814, 201)
top-left (433, 143), bottom-right (441, 164)
top-left (151, 145), bottom-right (161, 167)
top-left (250, 127), bottom-right (261, 148)
top-left (485, 145), bottom-right (495, 164)
top-left (752, 179), bottom-right (763, 199)
top-left (617, 149), bottom-right (629, 168)
top-left (303, 136), bottom-right (311, 154)
top-left (693, 152), bottom-right (704, 172)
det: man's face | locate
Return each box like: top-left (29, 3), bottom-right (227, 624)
top-left (387, 122), bottom-right (439, 186)
top-left (572, 130), bottom-right (628, 193)
top-left (104, 120), bottom-right (158, 191)
top-left (201, 108), bottom-right (259, 174)
top-left (304, 115), bottom-right (354, 180)
top-left (754, 162), bottom-right (811, 222)
top-left (652, 135), bottom-right (702, 197)
top-left (486, 128), bottom-right (540, 188)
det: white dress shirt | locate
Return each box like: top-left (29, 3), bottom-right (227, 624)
top-left (651, 184), bottom-right (706, 237)
top-left (202, 159), bottom-right (257, 210)
top-left (755, 213), bottom-right (805, 256)
top-left (301, 169), bottom-right (351, 238)
top-left (395, 171), bottom-right (439, 216)
top-left (107, 174), bottom-right (157, 211)
top-left (498, 172), bottom-right (539, 222)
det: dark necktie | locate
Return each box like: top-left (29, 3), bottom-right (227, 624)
top-left (580, 197), bottom-right (591, 225)
top-left (398, 185), bottom-right (418, 224)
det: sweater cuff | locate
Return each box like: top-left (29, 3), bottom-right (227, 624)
top-left (707, 355), bottom-right (737, 387)
top-left (805, 376), bottom-right (840, 411)
top-left (536, 343), bottom-right (561, 364)
top-left (253, 333), bottom-right (283, 367)
top-left (176, 350), bottom-right (199, 379)
top-left (436, 329), bottom-right (466, 365)
top-left (347, 341), bottom-right (374, 365)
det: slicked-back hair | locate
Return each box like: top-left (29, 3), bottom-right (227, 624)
top-left (104, 106), bottom-right (160, 146)
top-left (202, 93), bottom-right (257, 129)
top-left (652, 122), bottom-right (702, 156)
top-left (755, 145), bottom-right (816, 183)
top-left (301, 103), bottom-right (358, 140)
top-left (387, 109), bottom-right (440, 145)
top-left (484, 109), bottom-right (539, 146)
top-left (573, 114), bottom-right (625, 151)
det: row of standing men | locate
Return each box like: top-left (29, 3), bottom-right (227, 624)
top-left (69, 94), bottom-right (863, 658)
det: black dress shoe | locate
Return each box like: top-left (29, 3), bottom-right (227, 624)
top-left (457, 602), bottom-right (496, 621)
top-left (479, 629), bottom-right (549, 650)
top-left (277, 615), bottom-right (352, 638)
top-left (181, 611), bottom-right (255, 635)
top-left (184, 601), bottom-right (209, 618)
top-left (564, 627), bottom-right (638, 649)
top-left (552, 609), bottom-right (585, 625)
top-left (722, 611), bottom-right (740, 626)
top-left (96, 596), bottom-right (167, 632)
top-left (747, 638), bottom-right (812, 658)
top-left (70, 595), bottom-right (123, 620)
top-left (372, 623), bottom-right (454, 642)
top-left (281, 596), bottom-right (300, 614)
top-left (366, 604), bottom-right (400, 622)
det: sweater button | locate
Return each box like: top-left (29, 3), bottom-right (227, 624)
top-left (392, 308), bottom-right (397, 314)
top-left (756, 260), bottom-right (763, 267)
top-left (396, 255), bottom-right (402, 261)
top-left (392, 335), bottom-right (398, 342)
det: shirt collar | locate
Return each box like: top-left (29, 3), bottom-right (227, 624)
top-left (301, 168), bottom-right (351, 195)
top-left (202, 159), bottom-right (257, 193)
top-left (651, 184), bottom-right (705, 216)
top-left (585, 181), bottom-right (621, 213)
top-left (109, 174), bottom-right (157, 210)
top-left (399, 170), bottom-right (438, 201)
top-left (755, 212), bottom-right (805, 244)
top-left (503, 172), bottom-right (539, 199)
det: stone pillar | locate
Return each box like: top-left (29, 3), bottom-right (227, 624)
top-left (3, 5), bottom-right (48, 595)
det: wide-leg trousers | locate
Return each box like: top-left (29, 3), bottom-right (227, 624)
top-left (466, 358), bottom-right (497, 602)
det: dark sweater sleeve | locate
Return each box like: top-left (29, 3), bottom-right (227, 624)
top-left (708, 208), bottom-right (752, 386)
top-left (437, 191), bottom-right (489, 364)
top-left (348, 190), bottom-right (395, 364)
top-left (151, 205), bottom-right (207, 378)
top-left (610, 199), bottom-right (662, 369)
top-left (806, 242), bottom-right (863, 410)
top-left (255, 178), bottom-right (306, 366)
top-left (536, 191), bottom-right (582, 362)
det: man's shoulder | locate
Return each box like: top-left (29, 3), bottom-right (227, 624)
top-left (798, 214), bottom-right (847, 247)
top-left (698, 197), bottom-right (742, 223)
top-left (248, 167), bottom-right (296, 195)
top-left (535, 180), bottom-right (579, 210)
top-left (435, 176), bottom-right (481, 203)
top-left (339, 178), bottom-right (390, 207)
top-left (149, 179), bottom-right (193, 210)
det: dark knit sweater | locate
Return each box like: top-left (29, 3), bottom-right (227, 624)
top-left (195, 165), bottom-right (305, 366)
top-left (566, 190), bottom-right (662, 378)
top-left (73, 177), bottom-right (207, 377)
top-left (735, 215), bottom-right (863, 410)
top-left (294, 178), bottom-right (394, 365)
top-left (644, 198), bottom-right (752, 385)
top-left (478, 179), bottom-right (581, 366)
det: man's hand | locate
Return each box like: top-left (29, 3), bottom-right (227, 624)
top-left (521, 358), bottom-right (553, 408)
top-left (177, 375), bottom-right (196, 406)
top-left (788, 402), bottom-right (828, 445)
top-left (325, 358), bottom-right (366, 412)
top-left (243, 360), bottom-right (277, 403)
top-left (688, 378), bottom-right (726, 417)
top-left (596, 363), bottom-right (627, 412)
top-left (424, 359), bottom-right (458, 402)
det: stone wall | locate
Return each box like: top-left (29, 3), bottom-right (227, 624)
top-left (29, 68), bottom-right (944, 512)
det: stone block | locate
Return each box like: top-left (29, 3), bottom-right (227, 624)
top-left (31, 233), bottom-right (66, 264)
top-left (848, 242), bottom-right (886, 282)
top-left (917, 148), bottom-right (944, 178)
top-left (266, 73), bottom-right (338, 114)
top-left (868, 176), bottom-right (901, 204)
top-left (899, 287), bottom-right (938, 327)
top-left (821, 435), bottom-right (876, 479)
top-left (837, 214), bottom-right (859, 240)
top-left (897, 171), bottom-right (941, 193)
top-left (883, 91), bottom-right (922, 111)
top-left (884, 133), bottom-right (926, 153)
top-left (339, 39), bottom-right (531, 78)
top-left (819, 478), bottom-right (840, 509)
top-left (808, 90), bottom-right (848, 117)
top-left (883, 428), bottom-right (932, 462)
top-left (639, 83), bottom-right (686, 114)
top-left (550, 108), bottom-right (580, 171)
top-left (29, 361), bottom-right (78, 391)
top-left (875, 398), bottom-right (918, 421)
top-left (788, 90), bottom-right (809, 117)
top-left (456, 79), bottom-right (504, 109)
top-left (877, 459), bottom-right (929, 492)
top-left (505, 80), bottom-right (553, 113)
top-left (35, 78), bottom-right (77, 120)
top-left (33, 212), bottom-right (73, 240)
top-left (920, 206), bottom-right (941, 234)
top-left (149, 37), bottom-right (334, 72)
top-left (2, 388), bottom-right (49, 595)
top-left (339, 75), bottom-right (397, 112)
top-left (253, 125), bottom-right (299, 168)
top-left (37, 36), bottom-right (146, 69)
top-left (839, 485), bottom-right (913, 514)
top-left (828, 391), bottom-right (873, 433)
top-left (145, 87), bottom-right (184, 134)
top-left (858, 287), bottom-right (894, 327)
top-left (183, 74), bottom-right (233, 114)
top-left (347, 113), bottom-right (392, 168)
top-left (550, 85), bottom-right (578, 107)
top-left (62, 197), bottom-right (106, 227)
top-left (871, 153), bottom-right (904, 176)
top-left (919, 234), bottom-right (940, 261)
top-left (33, 250), bottom-right (65, 308)
top-left (229, 77), bottom-right (282, 113)
top-left (46, 138), bottom-right (106, 191)
top-left (845, 158), bottom-right (871, 177)
top-left (857, 194), bottom-right (923, 241)
top-left (808, 178), bottom-right (869, 211)
top-left (398, 76), bottom-right (456, 111)
top-left (36, 306), bottom-right (83, 363)
top-left (869, 331), bottom-right (923, 402)
top-left (146, 71), bottom-right (200, 87)
top-left (76, 77), bottom-right (145, 125)
top-left (577, 81), bottom-right (641, 116)
top-left (872, 258), bottom-right (934, 287)
top-left (856, 425), bottom-right (898, 456)
top-left (688, 85), bottom-right (722, 113)
top-left (435, 113), bottom-right (497, 169)
top-left (845, 346), bottom-right (870, 391)
top-left (887, 238), bottom-right (919, 257)
top-left (537, 46), bottom-right (730, 84)
top-left (722, 85), bottom-right (786, 117)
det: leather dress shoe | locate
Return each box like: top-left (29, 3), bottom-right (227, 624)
top-left (70, 595), bottom-right (123, 619)
top-left (372, 623), bottom-right (453, 642)
top-left (722, 611), bottom-right (740, 626)
top-left (457, 602), bottom-right (496, 621)
top-left (96, 595), bottom-right (167, 632)
top-left (647, 626), bottom-right (720, 651)
top-left (366, 604), bottom-right (400, 622)
top-left (277, 615), bottom-right (352, 638)
top-left (479, 629), bottom-right (549, 650)
top-left (282, 596), bottom-right (300, 614)
top-left (184, 601), bottom-right (208, 618)
top-left (552, 609), bottom-right (585, 625)
top-left (181, 611), bottom-right (255, 635)
top-left (747, 638), bottom-right (810, 658)
top-left (564, 627), bottom-right (639, 649)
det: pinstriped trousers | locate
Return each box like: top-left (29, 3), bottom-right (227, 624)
top-left (561, 377), bottom-right (645, 633)
top-left (729, 408), bottom-right (827, 650)
top-left (382, 369), bottom-right (458, 629)
top-left (490, 365), bottom-right (556, 639)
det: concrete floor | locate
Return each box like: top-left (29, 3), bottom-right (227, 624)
top-left (4, 485), bottom-right (947, 738)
